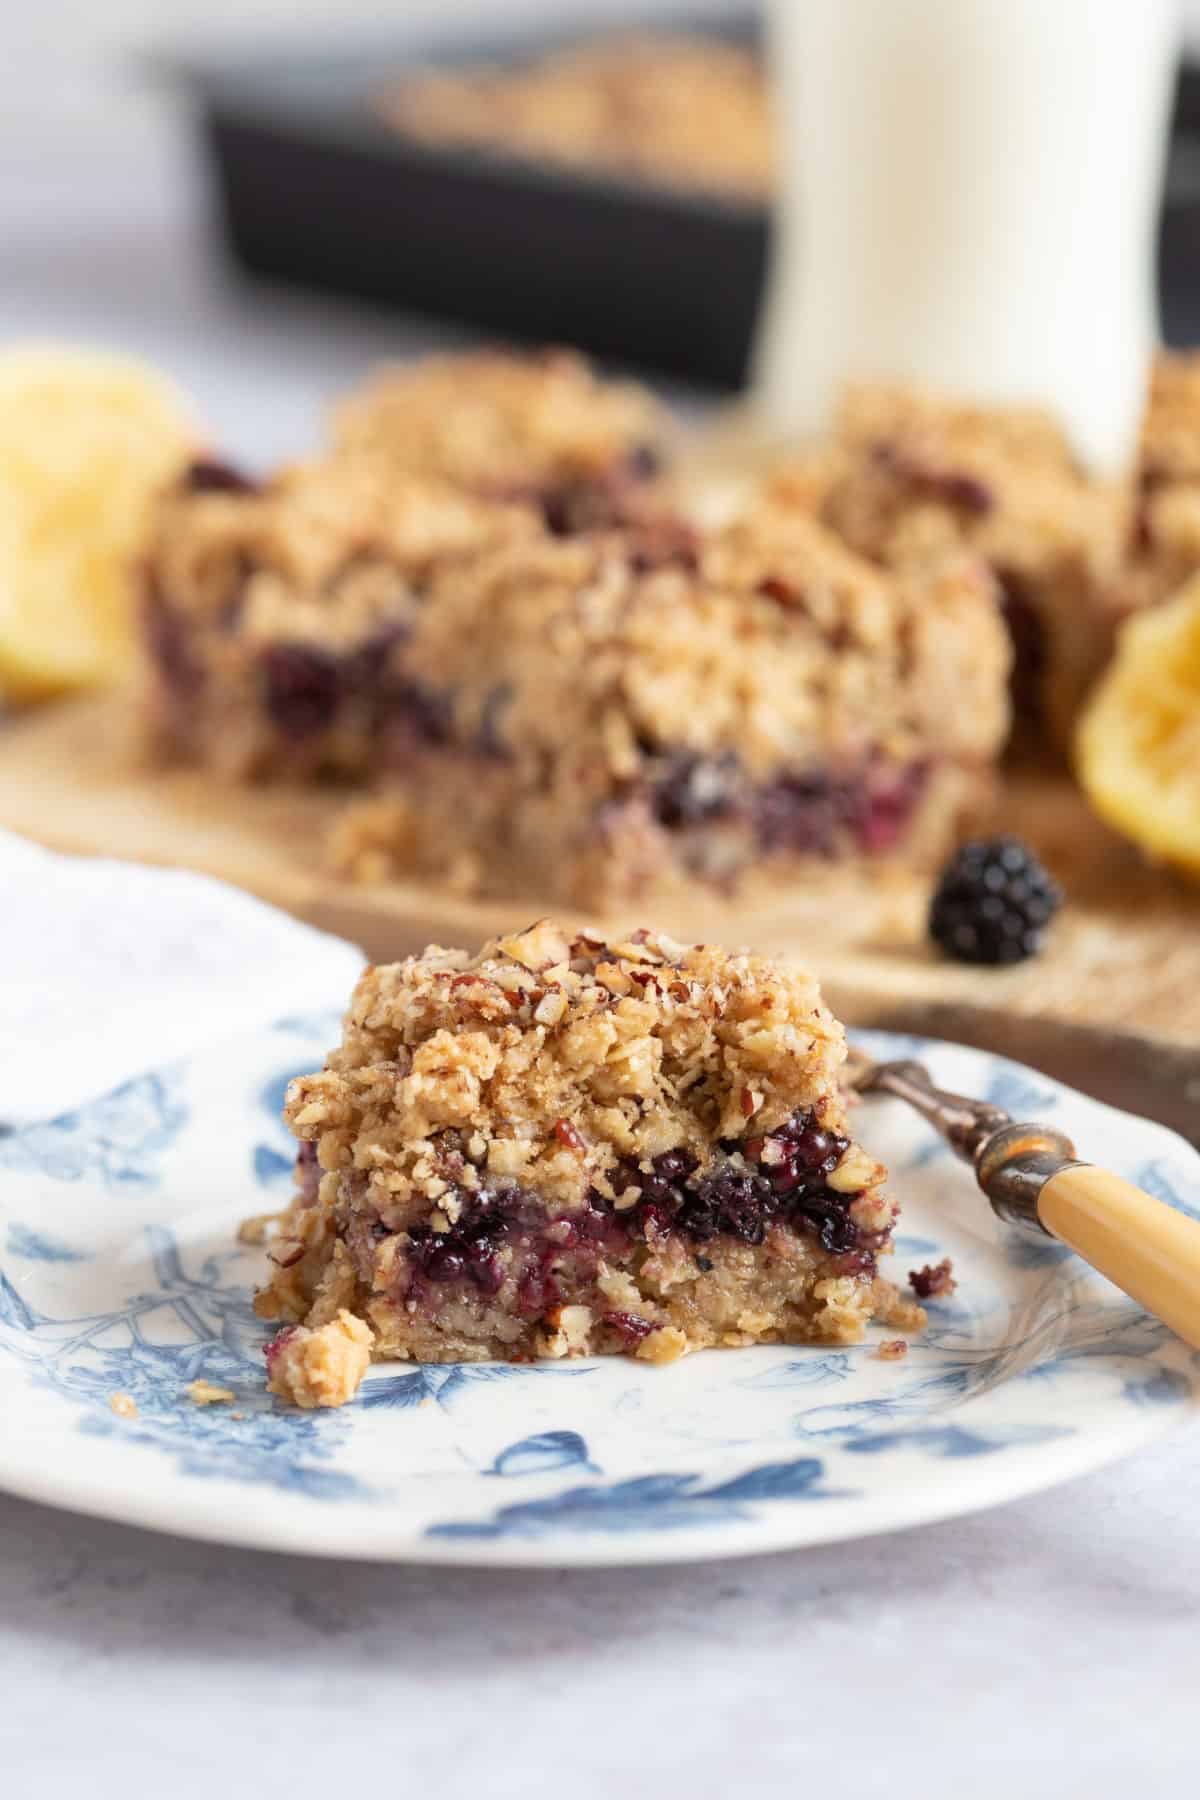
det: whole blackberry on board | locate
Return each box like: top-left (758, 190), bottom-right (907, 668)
top-left (929, 838), bottom-right (1062, 966)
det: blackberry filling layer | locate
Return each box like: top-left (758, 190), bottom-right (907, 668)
top-left (255, 636), bottom-right (452, 754)
top-left (640, 747), bottom-right (931, 860)
top-left (345, 1107), bottom-right (883, 1323)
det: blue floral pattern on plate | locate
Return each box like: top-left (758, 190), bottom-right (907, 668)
top-left (0, 1024), bottom-right (1197, 1566)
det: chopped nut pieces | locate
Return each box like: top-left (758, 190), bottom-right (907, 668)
top-left (253, 922), bottom-right (911, 1399)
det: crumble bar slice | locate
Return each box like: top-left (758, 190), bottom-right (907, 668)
top-left (141, 453), bottom-right (541, 779)
top-left (335, 502), bottom-right (1009, 903)
top-left (332, 347), bottom-right (672, 533)
top-left (773, 382), bottom-right (1131, 751)
top-left (257, 921), bottom-right (906, 1403)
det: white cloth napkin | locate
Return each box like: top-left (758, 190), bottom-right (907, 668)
top-left (0, 829), bottom-right (365, 1128)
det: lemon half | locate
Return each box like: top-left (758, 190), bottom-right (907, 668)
top-left (1076, 576), bottom-right (1200, 878)
top-left (0, 345), bottom-right (196, 700)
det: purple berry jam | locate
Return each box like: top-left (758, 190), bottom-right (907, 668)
top-left (611, 1111), bottom-right (863, 1255)
top-left (254, 632), bottom-right (452, 752)
top-left (406, 1201), bottom-right (510, 1295)
top-left (603, 1310), bottom-right (657, 1344)
top-left (641, 746), bottom-right (928, 860)
top-left (181, 457), bottom-right (259, 496)
top-left (261, 644), bottom-right (341, 738)
top-left (386, 1107), bottom-right (882, 1321)
top-left (854, 759), bottom-right (932, 854)
top-left (754, 769), bottom-right (854, 857)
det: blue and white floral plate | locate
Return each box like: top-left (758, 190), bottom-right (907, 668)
top-left (1, 1021), bottom-right (1198, 1566)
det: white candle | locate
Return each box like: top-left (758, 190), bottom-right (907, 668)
top-left (754, 0), bottom-right (1180, 474)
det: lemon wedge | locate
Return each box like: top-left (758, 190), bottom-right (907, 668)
top-left (1076, 575), bottom-right (1200, 878)
top-left (0, 345), bottom-right (196, 700)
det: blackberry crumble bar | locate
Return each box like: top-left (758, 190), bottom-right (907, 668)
top-left (141, 454), bottom-right (542, 779)
top-left (258, 921), bottom-right (912, 1405)
top-left (332, 347), bottom-right (672, 534)
top-left (773, 382), bottom-right (1131, 749)
top-left (142, 349), bottom-right (673, 778)
top-left (333, 500), bottom-right (1010, 904)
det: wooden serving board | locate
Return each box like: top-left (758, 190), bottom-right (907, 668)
top-left (2, 691), bottom-right (1198, 1137)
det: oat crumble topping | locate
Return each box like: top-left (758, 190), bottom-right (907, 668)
top-left (187, 1379), bottom-right (237, 1406)
top-left (332, 347), bottom-right (670, 496)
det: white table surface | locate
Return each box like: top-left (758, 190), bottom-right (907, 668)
top-left (2, 58), bottom-right (1199, 1800)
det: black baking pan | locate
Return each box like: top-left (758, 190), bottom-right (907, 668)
top-left (166, 13), bottom-right (1200, 388)
top-left (165, 9), bottom-right (766, 388)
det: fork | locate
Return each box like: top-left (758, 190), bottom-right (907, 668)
top-left (847, 1050), bottom-right (1200, 1350)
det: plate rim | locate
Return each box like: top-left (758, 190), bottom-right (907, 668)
top-left (0, 1389), bottom-right (1194, 1567)
top-left (2, 1023), bottom-right (1198, 1566)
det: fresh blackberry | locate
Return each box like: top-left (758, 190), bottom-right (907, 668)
top-left (929, 837), bottom-right (1062, 965)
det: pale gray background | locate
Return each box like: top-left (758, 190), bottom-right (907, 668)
top-left (2, 4), bottom-right (1199, 1794)
top-left (1, 0), bottom-right (733, 464)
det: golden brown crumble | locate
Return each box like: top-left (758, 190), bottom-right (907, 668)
top-left (872, 1280), bottom-right (929, 1334)
top-left (108, 1392), bottom-right (138, 1419)
top-left (152, 456), bottom-right (538, 638)
top-left (333, 347), bottom-right (670, 493)
top-left (187, 1379), bottom-right (236, 1406)
top-left (407, 514), bottom-right (1007, 777)
top-left (265, 1309), bottom-right (375, 1409)
top-left (237, 1210), bottom-right (286, 1247)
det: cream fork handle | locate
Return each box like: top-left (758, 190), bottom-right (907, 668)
top-left (1038, 1166), bottom-right (1200, 1350)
